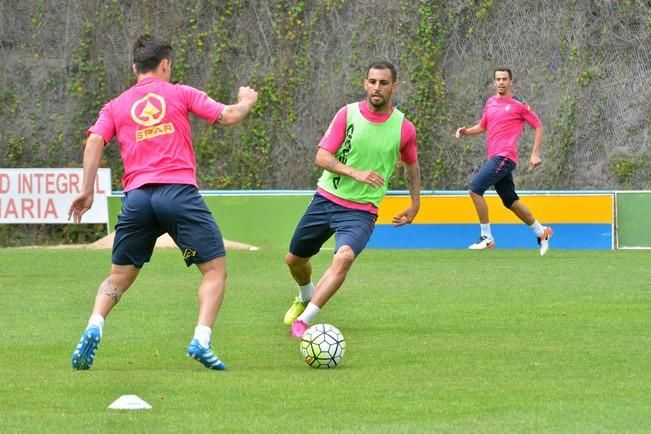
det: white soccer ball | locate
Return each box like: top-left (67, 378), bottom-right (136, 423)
top-left (299, 323), bottom-right (346, 368)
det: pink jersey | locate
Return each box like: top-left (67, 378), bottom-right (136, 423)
top-left (317, 100), bottom-right (418, 213)
top-left (88, 77), bottom-right (225, 191)
top-left (479, 95), bottom-right (541, 163)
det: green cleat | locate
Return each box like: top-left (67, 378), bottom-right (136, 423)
top-left (283, 297), bottom-right (308, 325)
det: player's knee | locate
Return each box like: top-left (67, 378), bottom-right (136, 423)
top-left (334, 246), bottom-right (356, 269)
top-left (197, 258), bottom-right (227, 281)
top-left (501, 194), bottom-right (519, 209)
top-left (468, 188), bottom-right (482, 198)
top-left (285, 252), bottom-right (308, 268)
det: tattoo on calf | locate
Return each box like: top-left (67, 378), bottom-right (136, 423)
top-left (98, 281), bottom-right (122, 303)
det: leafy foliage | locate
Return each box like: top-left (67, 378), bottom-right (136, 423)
top-left (1, 0), bottom-right (650, 243)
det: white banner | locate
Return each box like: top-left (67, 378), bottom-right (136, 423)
top-left (0, 168), bottom-right (111, 223)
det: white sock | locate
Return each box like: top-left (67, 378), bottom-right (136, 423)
top-left (88, 314), bottom-right (105, 337)
top-left (480, 223), bottom-right (492, 239)
top-left (297, 302), bottom-right (321, 324)
top-left (298, 282), bottom-right (315, 302)
top-left (529, 220), bottom-right (545, 237)
top-left (194, 325), bottom-right (212, 348)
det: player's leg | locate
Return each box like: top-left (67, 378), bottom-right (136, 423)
top-left (92, 265), bottom-right (141, 318)
top-left (291, 206), bottom-right (374, 337)
top-left (72, 265), bottom-right (140, 371)
top-left (72, 187), bottom-right (158, 370)
top-left (507, 200), bottom-right (534, 224)
top-left (154, 184), bottom-right (228, 370)
top-left (469, 190), bottom-right (490, 225)
top-left (496, 174), bottom-right (553, 255)
top-left (309, 245), bottom-right (356, 307)
top-left (284, 253), bottom-right (315, 324)
top-left (284, 194), bottom-right (333, 325)
top-left (195, 257), bottom-right (226, 328)
top-left (467, 157), bottom-right (507, 249)
top-left (186, 257), bottom-right (227, 370)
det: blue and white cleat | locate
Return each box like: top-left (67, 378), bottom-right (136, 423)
top-left (187, 339), bottom-right (226, 371)
top-left (72, 325), bottom-right (101, 370)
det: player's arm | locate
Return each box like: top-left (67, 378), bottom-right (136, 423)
top-left (455, 123), bottom-right (486, 138)
top-left (315, 147), bottom-right (385, 188)
top-left (527, 125), bottom-right (544, 170)
top-left (392, 161), bottom-right (421, 227)
top-left (68, 133), bottom-right (105, 223)
top-left (217, 86), bottom-right (258, 126)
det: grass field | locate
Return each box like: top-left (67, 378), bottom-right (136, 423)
top-left (1, 247), bottom-right (650, 433)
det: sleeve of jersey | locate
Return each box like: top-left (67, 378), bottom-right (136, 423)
top-left (479, 102), bottom-right (488, 128)
top-left (399, 120), bottom-right (418, 164)
top-left (523, 104), bottom-right (542, 128)
top-left (87, 102), bottom-right (115, 145)
top-left (180, 84), bottom-right (225, 123)
top-left (318, 106), bottom-right (348, 153)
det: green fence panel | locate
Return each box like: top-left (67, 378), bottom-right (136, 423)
top-left (616, 192), bottom-right (651, 248)
top-left (108, 194), bottom-right (320, 249)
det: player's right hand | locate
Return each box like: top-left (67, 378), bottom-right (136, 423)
top-left (68, 193), bottom-right (94, 224)
top-left (455, 127), bottom-right (465, 138)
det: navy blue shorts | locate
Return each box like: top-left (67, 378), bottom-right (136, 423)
top-left (112, 184), bottom-right (225, 268)
top-left (469, 156), bottom-right (520, 208)
top-left (289, 193), bottom-right (377, 258)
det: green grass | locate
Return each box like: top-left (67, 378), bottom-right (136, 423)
top-left (1, 247), bottom-right (650, 433)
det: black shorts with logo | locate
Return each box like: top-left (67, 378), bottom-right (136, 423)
top-left (112, 184), bottom-right (225, 268)
top-left (469, 156), bottom-right (520, 208)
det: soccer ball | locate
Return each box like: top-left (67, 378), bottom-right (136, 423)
top-left (299, 323), bottom-right (346, 368)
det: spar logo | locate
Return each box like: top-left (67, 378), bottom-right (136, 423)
top-left (130, 93), bottom-right (175, 141)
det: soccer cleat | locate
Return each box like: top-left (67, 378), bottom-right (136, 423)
top-left (186, 339), bottom-right (226, 371)
top-left (283, 297), bottom-right (308, 325)
top-left (468, 236), bottom-right (495, 250)
top-left (72, 325), bottom-right (101, 370)
top-left (538, 226), bottom-right (553, 256)
top-left (291, 319), bottom-right (308, 338)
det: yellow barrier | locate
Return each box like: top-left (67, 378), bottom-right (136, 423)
top-left (377, 194), bottom-right (613, 224)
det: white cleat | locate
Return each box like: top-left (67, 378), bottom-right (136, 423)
top-left (538, 226), bottom-right (553, 256)
top-left (468, 236), bottom-right (495, 250)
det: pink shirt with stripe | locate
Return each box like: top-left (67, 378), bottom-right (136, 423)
top-left (317, 100), bottom-right (418, 214)
top-left (479, 95), bottom-right (541, 163)
top-left (89, 77), bottom-right (225, 191)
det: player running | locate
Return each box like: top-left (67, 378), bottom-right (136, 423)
top-left (455, 67), bottom-right (552, 255)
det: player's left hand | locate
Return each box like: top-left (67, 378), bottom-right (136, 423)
top-left (392, 206), bottom-right (418, 227)
top-left (527, 154), bottom-right (542, 171)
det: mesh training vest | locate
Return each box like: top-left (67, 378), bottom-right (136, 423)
top-left (317, 102), bottom-right (404, 207)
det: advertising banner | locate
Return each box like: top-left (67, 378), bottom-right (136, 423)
top-left (0, 168), bottom-right (111, 223)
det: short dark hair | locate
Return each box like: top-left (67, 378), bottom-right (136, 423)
top-left (133, 34), bottom-right (172, 74)
top-left (368, 61), bottom-right (397, 82)
top-left (494, 68), bottom-right (512, 80)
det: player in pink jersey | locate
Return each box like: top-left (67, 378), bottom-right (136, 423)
top-left (455, 68), bottom-right (553, 256)
top-left (283, 61), bottom-right (421, 338)
top-left (68, 34), bottom-right (258, 371)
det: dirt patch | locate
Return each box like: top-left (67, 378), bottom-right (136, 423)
top-left (89, 232), bottom-right (259, 250)
top-left (16, 233), bottom-right (259, 251)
